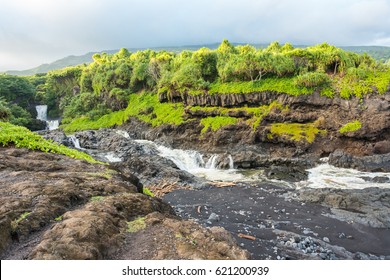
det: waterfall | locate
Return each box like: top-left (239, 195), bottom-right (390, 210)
top-left (35, 105), bottom-right (59, 130)
top-left (115, 130), bottom-right (130, 139)
top-left (155, 145), bottom-right (205, 172)
top-left (102, 151), bottom-right (122, 163)
top-left (205, 155), bottom-right (219, 169)
top-left (135, 140), bottom-right (243, 181)
top-left (228, 155), bottom-right (234, 169)
top-left (68, 135), bottom-right (81, 149)
top-left (36, 105), bottom-right (48, 121)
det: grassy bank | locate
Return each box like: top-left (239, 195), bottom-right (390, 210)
top-left (0, 121), bottom-right (101, 164)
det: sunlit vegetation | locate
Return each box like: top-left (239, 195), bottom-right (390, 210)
top-left (127, 217), bottom-right (146, 233)
top-left (0, 75), bottom-right (45, 130)
top-left (1, 40), bottom-right (389, 136)
top-left (339, 120), bottom-right (362, 134)
top-left (41, 41), bottom-right (389, 127)
top-left (0, 121), bottom-right (101, 163)
top-left (268, 123), bottom-right (327, 143)
top-left (62, 92), bottom-right (186, 133)
top-left (191, 101), bottom-right (287, 131)
top-left (200, 116), bottom-right (238, 134)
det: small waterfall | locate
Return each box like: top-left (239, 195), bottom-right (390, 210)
top-left (47, 120), bottom-right (59, 130)
top-left (68, 135), bottom-right (81, 149)
top-left (116, 130), bottom-right (130, 139)
top-left (156, 145), bottom-right (205, 171)
top-left (205, 155), bottom-right (219, 169)
top-left (228, 155), bottom-right (234, 169)
top-left (103, 152), bottom-right (122, 163)
top-left (35, 105), bottom-right (59, 130)
top-left (134, 140), bottom-right (243, 181)
top-left (36, 105), bottom-right (48, 121)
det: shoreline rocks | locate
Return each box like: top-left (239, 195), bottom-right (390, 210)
top-left (329, 150), bottom-right (390, 172)
top-left (0, 147), bottom-right (248, 260)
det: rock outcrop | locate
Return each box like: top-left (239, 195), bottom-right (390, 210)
top-left (329, 150), bottom-right (390, 172)
top-left (293, 187), bottom-right (390, 228)
top-left (143, 91), bottom-right (390, 171)
top-left (0, 147), bottom-right (248, 260)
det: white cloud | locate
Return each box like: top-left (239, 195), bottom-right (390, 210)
top-left (1, 0), bottom-right (390, 71)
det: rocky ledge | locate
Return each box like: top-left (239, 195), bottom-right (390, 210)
top-left (0, 147), bottom-right (248, 260)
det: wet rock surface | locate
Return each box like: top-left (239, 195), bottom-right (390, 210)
top-left (0, 147), bottom-right (248, 260)
top-left (163, 183), bottom-right (390, 260)
top-left (329, 150), bottom-right (390, 172)
top-left (292, 187), bottom-right (390, 228)
top-left (111, 212), bottom-right (249, 260)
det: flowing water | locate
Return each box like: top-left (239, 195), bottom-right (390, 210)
top-left (134, 139), bottom-right (390, 188)
top-left (68, 135), bottom-right (81, 149)
top-left (135, 139), bottom-right (244, 181)
top-left (68, 129), bottom-right (390, 189)
top-left (297, 159), bottom-right (390, 189)
top-left (35, 105), bottom-right (59, 130)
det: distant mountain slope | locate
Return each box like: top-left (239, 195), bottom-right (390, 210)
top-left (342, 46), bottom-right (390, 62)
top-left (6, 44), bottom-right (390, 76)
top-left (6, 51), bottom-right (109, 76)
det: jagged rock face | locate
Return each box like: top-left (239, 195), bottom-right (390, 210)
top-left (28, 193), bottom-right (174, 260)
top-left (112, 212), bottom-right (250, 260)
top-left (0, 147), bottom-right (248, 260)
top-left (294, 187), bottom-right (390, 228)
top-left (0, 147), bottom-right (137, 255)
top-left (329, 150), bottom-right (390, 172)
top-left (159, 92), bottom-right (390, 153)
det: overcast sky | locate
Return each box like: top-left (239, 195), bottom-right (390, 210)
top-left (1, 0), bottom-right (390, 71)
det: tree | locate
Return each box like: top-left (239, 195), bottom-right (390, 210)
top-left (192, 48), bottom-right (218, 82)
top-left (217, 39), bottom-right (237, 55)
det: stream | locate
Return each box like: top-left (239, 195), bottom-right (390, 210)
top-left (62, 130), bottom-right (390, 259)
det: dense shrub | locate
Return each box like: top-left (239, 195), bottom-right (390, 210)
top-left (294, 72), bottom-right (331, 88)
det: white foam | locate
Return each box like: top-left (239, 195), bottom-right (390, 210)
top-left (115, 130), bottom-right (130, 139)
top-left (103, 152), bottom-right (122, 163)
top-left (135, 139), bottom-right (243, 181)
top-left (297, 161), bottom-right (390, 189)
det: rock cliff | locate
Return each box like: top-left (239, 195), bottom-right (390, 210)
top-left (0, 147), bottom-right (248, 260)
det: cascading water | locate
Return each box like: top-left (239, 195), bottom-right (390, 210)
top-left (205, 155), bottom-right (218, 169)
top-left (296, 158), bottom-right (390, 189)
top-left (35, 105), bottom-right (59, 130)
top-left (115, 130), bottom-right (130, 139)
top-left (135, 139), bottom-right (243, 181)
top-left (68, 135), bottom-right (81, 149)
top-left (228, 155), bottom-right (234, 169)
top-left (36, 105), bottom-right (48, 121)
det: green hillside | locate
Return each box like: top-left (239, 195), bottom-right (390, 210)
top-left (7, 44), bottom-right (390, 77)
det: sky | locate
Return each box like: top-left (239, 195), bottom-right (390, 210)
top-left (1, 0), bottom-right (390, 71)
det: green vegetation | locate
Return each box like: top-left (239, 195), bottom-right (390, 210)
top-left (1, 40), bottom-right (389, 140)
top-left (269, 123), bottom-right (326, 143)
top-left (208, 78), bottom-right (313, 96)
top-left (90, 196), bottom-right (105, 202)
top-left (61, 110), bottom-right (128, 133)
top-left (62, 92), bottom-right (186, 133)
top-left (0, 121), bottom-right (101, 164)
top-left (11, 212), bottom-right (31, 231)
top-left (294, 72), bottom-right (331, 88)
top-left (339, 120), bottom-right (362, 134)
top-left (0, 75), bottom-right (46, 130)
top-left (54, 215), bottom-right (63, 222)
top-left (200, 116), bottom-right (238, 134)
top-left (142, 187), bottom-right (154, 197)
top-left (127, 217), bottom-right (146, 233)
top-left (125, 92), bottom-right (185, 126)
top-left (191, 101), bottom-right (286, 131)
top-left (38, 40), bottom-right (390, 131)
